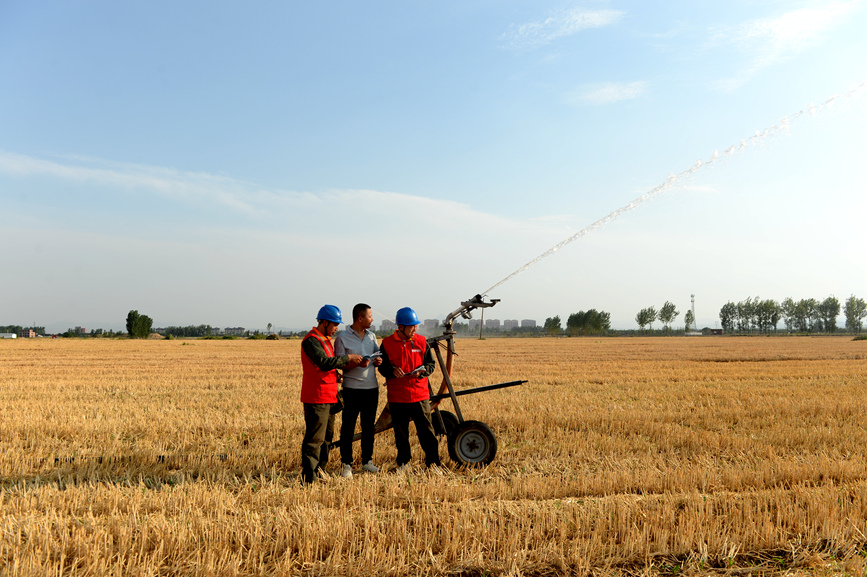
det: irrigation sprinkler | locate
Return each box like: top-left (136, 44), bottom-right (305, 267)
top-left (332, 295), bottom-right (528, 466)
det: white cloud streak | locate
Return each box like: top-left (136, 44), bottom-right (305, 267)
top-left (502, 7), bottom-right (625, 48)
top-left (710, 1), bottom-right (862, 90)
top-left (568, 81), bottom-right (648, 105)
top-left (0, 151), bottom-right (279, 214)
top-left (0, 151), bottom-right (572, 241)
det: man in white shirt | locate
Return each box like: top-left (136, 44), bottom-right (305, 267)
top-left (334, 303), bottom-right (383, 477)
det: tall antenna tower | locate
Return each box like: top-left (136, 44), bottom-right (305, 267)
top-left (690, 294), bottom-right (697, 331)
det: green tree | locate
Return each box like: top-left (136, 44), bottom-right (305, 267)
top-left (735, 297), bottom-right (758, 333)
top-left (817, 295), bottom-right (841, 333)
top-left (658, 301), bottom-right (679, 332)
top-left (719, 302), bottom-right (736, 333)
top-left (791, 299), bottom-right (817, 333)
top-left (567, 309), bottom-right (611, 336)
top-left (767, 300), bottom-right (782, 333)
top-left (126, 310), bottom-right (153, 339)
top-left (750, 298), bottom-right (781, 333)
top-left (844, 295), bottom-right (867, 333)
top-left (802, 298), bottom-right (820, 332)
top-left (543, 316), bottom-right (561, 336)
top-left (593, 310), bottom-right (612, 333)
top-left (781, 297), bottom-right (796, 332)
top-left (566, 311), bottom-right (585, 336)
top-left (126, 310), bottom-right (139, 336)
top-left (684, 309), bottom-right (695, 331)
top-left (635, 307), bottom-right (657, 333)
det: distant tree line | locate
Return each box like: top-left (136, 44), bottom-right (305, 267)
top-left (635, 301), bottom-right (680, 333)
top-left (541, 309), bottom-right (612, 336)
top-left (719, 295), bottom-right (866, 334)
top-left (162, 324), bottom-right (215, 338)
top-left (0, 325), bottom-right (45, 335)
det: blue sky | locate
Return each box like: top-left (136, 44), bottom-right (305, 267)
top-left (2, 1), bottom-right (865, 332)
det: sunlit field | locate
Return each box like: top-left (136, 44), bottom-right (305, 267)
top-left (2, 336), bottom-right (866, 576)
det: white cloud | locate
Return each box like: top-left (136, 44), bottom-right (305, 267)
top-left (710, 1), bottom-right (861, 90)
top-left (568, 81), bottom-right (647, 105)
top-left (0, 151), bottom-right (571, 242)
top-left (0, 151), bottom-right (580, 328)
top-left (0, 151), bottom-right (274, 214)
top-left (502, 7), bottom-right (625, 48)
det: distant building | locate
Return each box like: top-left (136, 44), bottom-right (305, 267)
top-left (468, 319), bottom-right (481, 331)
top-left (423, 319), bottom-right (439, 331)
top-left (485, 319), bottom-right (501, 330)
top-left (20, 329), bottom-right (36, 338)
top-left (224, 327), bottom-right (246, 336)
top-left (521, 319), bottom-right (537, 328)
top-left (74, 326), bottom-right (87, 335)
top-left (0, 333), bottom-right (17, 339)
top-left (379, 319), bottom-right (396, 333)
top-left (503, 319), bottom-right (519, 330)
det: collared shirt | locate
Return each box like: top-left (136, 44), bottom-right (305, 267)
top-left (334, 327), bottom-right (380, 389)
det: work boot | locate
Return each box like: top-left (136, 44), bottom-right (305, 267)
top-left (340, 463), bottom-right (353, 479)
top-left (361, 460), bottom-right (380, 473)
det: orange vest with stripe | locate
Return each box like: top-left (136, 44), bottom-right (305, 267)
top-left (300, 328), bottom-right (339, 404)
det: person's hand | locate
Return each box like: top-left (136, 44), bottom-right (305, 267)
top-left (347, 354), bottom-right (363, 368)
top-left (373, 357), bottom-right (383, 366)
top-left (392, 367), bottom-right (405, 378)
top-left (360, 358), bottom-right (370, 368)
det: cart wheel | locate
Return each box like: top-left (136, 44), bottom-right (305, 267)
top-left (433, 410), bottom-right (459, 437)
top-left (447, 420), bottom-right (497, 466)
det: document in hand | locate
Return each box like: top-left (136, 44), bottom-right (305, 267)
top-left (363, 351), bottom-right (383, 361)
top-left (410, 365), bottom-right (426, 375)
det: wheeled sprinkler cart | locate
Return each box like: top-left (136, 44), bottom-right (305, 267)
top-left (332, 295), bottom-right (528, 466)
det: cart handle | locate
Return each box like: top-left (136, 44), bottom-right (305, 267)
top-left (429, 380), bottom-right (527, 402)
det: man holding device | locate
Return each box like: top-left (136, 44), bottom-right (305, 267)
top-left (300, 305), bottom-right (363, 485)
top-left (334, 303), bottom-right (383, 478)
top-left (377, 306), bottom-right (441, 471)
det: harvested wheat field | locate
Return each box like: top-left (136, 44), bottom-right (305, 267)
top-left (1, 336), bottom-right (866, 576)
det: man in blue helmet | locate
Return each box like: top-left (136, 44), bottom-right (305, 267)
top-left (378, 307), bottom-right (441, 471)
top-left (300, 304), bottom-right (363, 485)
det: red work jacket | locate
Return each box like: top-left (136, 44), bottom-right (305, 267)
top-left (381, 332), bottom-right (430, 403)
top-left (300, 328), bottom-right (339, 404)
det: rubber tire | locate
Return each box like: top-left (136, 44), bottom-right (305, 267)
top-left (447, 420), bottom-right (497, 466)
top-left (432, 410), bottom-right (459, 437)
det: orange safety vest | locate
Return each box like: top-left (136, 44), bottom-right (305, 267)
top-left (381, 332), bottom-right (430, 403)
top-left (300, 328), bottom-right (339, 404)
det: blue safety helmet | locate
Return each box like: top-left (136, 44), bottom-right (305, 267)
top-left (316, 305), bottom-right (343, 324)
top-left (395, 307), bottom-right (420, 326)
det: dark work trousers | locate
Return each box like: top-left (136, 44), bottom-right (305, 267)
top-left (339, 388), bottom-right (380, 465)
top-left (389, 399), bottom-right (441, 467)
top-left (301, 402), bottom-right (335, 483)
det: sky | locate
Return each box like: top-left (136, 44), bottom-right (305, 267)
top-left (2, 1), bottom-right (866, 333)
